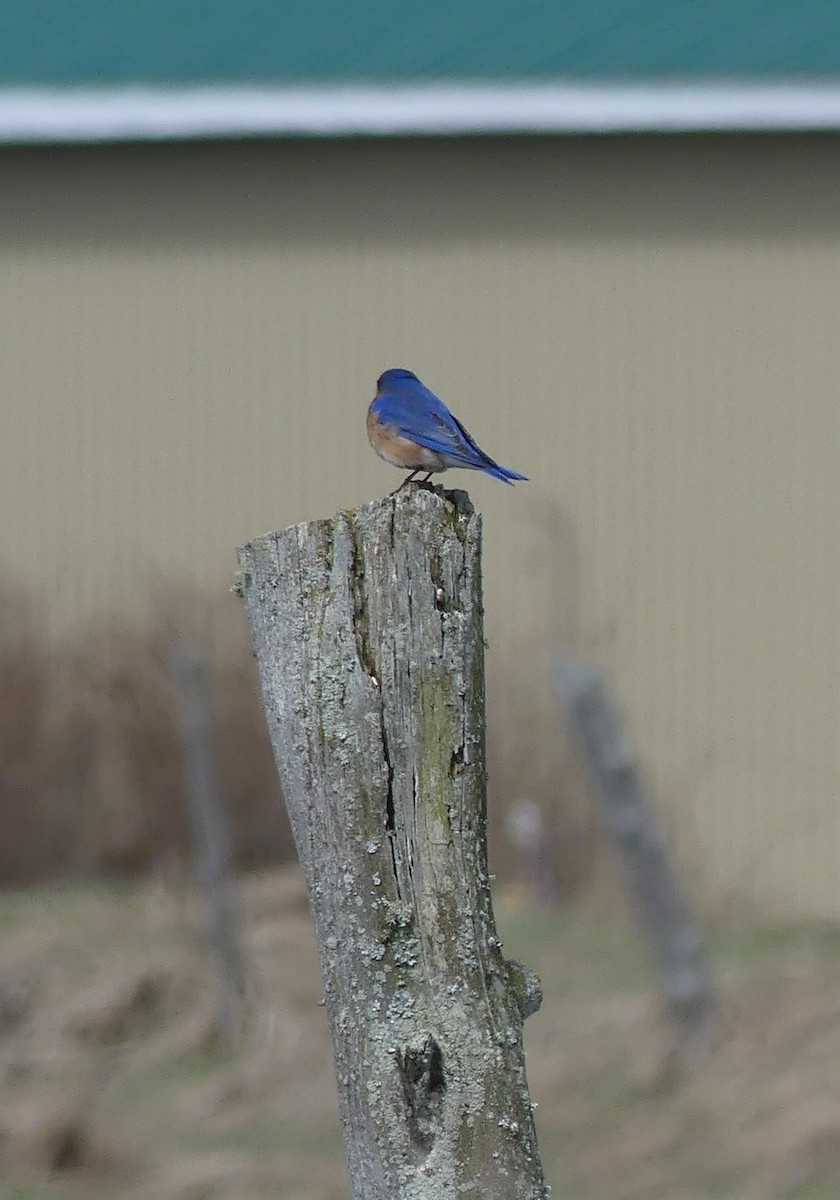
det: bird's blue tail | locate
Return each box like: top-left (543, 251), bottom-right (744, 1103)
top-left (484, 463), bottom-right (529, 485)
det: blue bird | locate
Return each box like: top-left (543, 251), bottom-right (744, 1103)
top-left (367, 368), bottom-right (528, 492)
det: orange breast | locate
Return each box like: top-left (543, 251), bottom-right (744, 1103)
top-left (367, 408), bottom-right (431, 469)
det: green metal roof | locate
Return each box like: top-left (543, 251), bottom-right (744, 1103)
top-left (4, 0), bottom-right (840, 84)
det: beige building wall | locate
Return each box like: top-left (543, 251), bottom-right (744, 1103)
top-left (2, 134), bottom-right (838, 915)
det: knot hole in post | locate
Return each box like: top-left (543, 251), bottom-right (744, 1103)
top-left (396, 1034), bottom-right (447, 1153)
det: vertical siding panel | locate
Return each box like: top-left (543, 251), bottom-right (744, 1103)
top-left (1, 136), bottom-right (838, 913)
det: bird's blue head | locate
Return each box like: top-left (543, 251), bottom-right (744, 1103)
top-left (377, 368), bottom-right (419, 391)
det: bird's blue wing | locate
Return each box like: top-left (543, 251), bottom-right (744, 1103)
top-left (372, 386), bottom-right (493, 468)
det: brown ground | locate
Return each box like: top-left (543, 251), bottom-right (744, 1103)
top-left (1, 866), bottom-right (839, 1200)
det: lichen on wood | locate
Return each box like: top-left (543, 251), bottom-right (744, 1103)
top-left (237, 485), bottom-right (548, 1199)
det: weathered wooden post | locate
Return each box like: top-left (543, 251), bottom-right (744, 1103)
top-left (553, 655), bottom-right (717, 1066)
top-left (237, 487), bottom-right (547, 1200)
top-left (171, 640), bottom-right (247, 1043)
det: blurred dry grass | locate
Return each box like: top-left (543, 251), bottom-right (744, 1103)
top-left (0, 867), bottom-right (839, 1199)
top-left (0, 575), bottom-right (600, 898)
top-left (11, 566), bottom-right (840, 1196)
top-left (487, 664), bottom-right (603, 902)
top-left (0, 580), bottom-right (294, 884)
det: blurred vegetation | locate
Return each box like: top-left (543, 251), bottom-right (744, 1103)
top-left (1, 574), bottom-right (838, 1197)
top-left (0, 869), bottom-right (839, 1199)
top-left (0, 580), bottom-right (294, 883)
top-left (0, 575), bottom-right (601, 895)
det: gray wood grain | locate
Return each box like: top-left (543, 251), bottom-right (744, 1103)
top-left (238, 486), bottom-right (547, 1200)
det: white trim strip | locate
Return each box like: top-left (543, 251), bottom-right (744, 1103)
top-left (2, 82), bottom-right (840, 141)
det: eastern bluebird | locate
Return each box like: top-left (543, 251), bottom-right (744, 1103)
top-left (367, 368), bottom-right (528, 492)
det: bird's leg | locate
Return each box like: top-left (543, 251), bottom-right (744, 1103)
top-left (420, 472), bottom-right (435, 483)
top-left (392, 469), bottom-right (421, 494)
